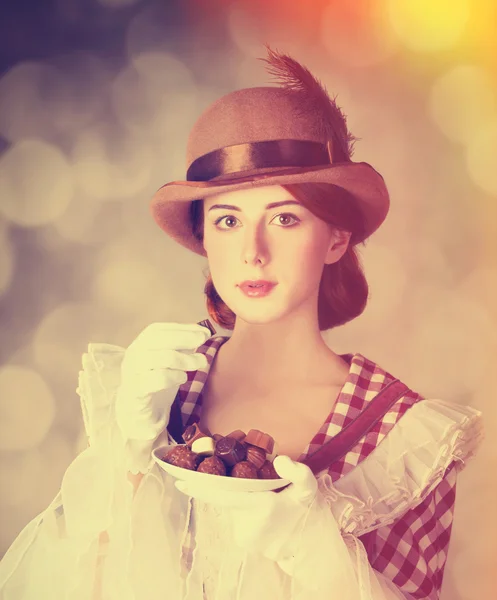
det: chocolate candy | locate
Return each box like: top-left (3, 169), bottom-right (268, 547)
top-left (244, 429), bottom-right (274, 454)
top-left (164, 446), bottom-right (200, 471)
top-left (215, 436), bottom-right (247, 467)
top-left (197, 455), bottom-right (227, 475)
top-left (191, 436), bottom-right (216, 457)
top-left (231, 461), bottom-right (258, 479)
top-left (258, 459), bottom-right (281, 479)
top-left (198, 319), bottom-right (216, 336)
top-left (226, 429), bottom-right (246, 442)
top-left (182, 423), bottom-right (209, 447)
top-left (161, 423), bottom-right (281, 480)
top-left (246, 446), bottom-right (266, 470)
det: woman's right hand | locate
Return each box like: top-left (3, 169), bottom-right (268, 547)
top-left (115, 322), bottom-right (211, 444)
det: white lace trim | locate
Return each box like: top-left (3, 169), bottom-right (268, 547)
top-left (316, 398), bottom-right (484, 536)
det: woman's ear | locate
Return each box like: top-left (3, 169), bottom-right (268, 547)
top-left (325, 230), bottom-right (351, 265)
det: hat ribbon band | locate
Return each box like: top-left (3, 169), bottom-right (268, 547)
top-left (186, 139), bottom-right (333, 182)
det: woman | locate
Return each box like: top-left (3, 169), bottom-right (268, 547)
top-left (0, 45), bottom-right (484, 599)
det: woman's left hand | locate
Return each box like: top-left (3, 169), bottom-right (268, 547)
top-left (174, 455), bottom-right (318, 559)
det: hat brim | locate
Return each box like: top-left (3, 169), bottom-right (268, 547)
top-left (150, 161), bottom-right (389, 257)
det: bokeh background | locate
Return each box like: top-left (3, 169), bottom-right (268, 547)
top-left (0, 0), bottom-right (496, 597)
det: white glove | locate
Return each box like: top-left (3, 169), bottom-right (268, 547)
top-left (115, 322), bottom-right (211, 473)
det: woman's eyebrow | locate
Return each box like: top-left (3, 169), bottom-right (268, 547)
top-left (208, 200), bottom-right (301, 212)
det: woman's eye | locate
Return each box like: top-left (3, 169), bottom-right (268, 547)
top-left (213, 213), bottom-right (300, 229)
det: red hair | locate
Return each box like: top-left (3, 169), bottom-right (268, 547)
top-left (190, 182), bottom-right (370, 331)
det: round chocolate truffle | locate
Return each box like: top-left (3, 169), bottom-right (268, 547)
top-left (257, 459), bottom-right (281, 479)
top-left (197, 455), bottom-right (227, 476)
top-left (231, 461), bottom-right (258, 479)
top-left (164, 445), bottom-right (200, 471)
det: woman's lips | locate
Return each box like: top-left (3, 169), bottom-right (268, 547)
top-left (238, 282), bottom-right (277, 297)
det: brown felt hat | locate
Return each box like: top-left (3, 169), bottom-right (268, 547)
top-left (150, 45), bottom-right (390, 257)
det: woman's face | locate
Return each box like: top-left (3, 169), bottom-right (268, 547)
top-left (202, 185), bottom-right (349, 324)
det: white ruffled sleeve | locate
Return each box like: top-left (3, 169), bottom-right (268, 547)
top-left (268, 397), bottom-right (484, 599)
top-left (0, 343), bottom-right (188, 600)
top-left (320, 398), bottom-right (484, 535)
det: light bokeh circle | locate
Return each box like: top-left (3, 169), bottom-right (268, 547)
top-left (387, 0), bottom-right (470, 52)
top-left (0, 366), bottom-right (56, 451)
top-left (429, 64), bottom-right (496, 145)
top-left (466, 119), bottom-right (497, 196)
top-left (0, 139), bottom-right (74, 227)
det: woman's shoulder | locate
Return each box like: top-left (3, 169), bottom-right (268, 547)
top-left (319, 352), bottom-right (485, 535)
top-left (348, 351), bottom-right (484, 442)
top-left (334, 351), bottom-right (426, 429)
top-left (320, 392), bottom-right (484, 536)
top-left (345, 351), bottom-right (420, 394)
top-left (319, 350), bottom-right (484, 494)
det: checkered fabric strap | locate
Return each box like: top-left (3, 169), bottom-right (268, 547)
top-left (167, 392), bottom-right (184, 444)
top-left (303, 379), bottom-right (410, 476)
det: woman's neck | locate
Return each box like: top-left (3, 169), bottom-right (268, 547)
top-left (215, 335), bottom-right (349, 392)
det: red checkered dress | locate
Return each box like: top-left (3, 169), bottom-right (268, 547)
top-left (167, 336), bottom-right (459, 600)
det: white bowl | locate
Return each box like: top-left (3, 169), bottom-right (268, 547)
top-left (152, 444), bottom-right (290, 492)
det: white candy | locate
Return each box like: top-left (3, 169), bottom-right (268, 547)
top-left (191, 436), bottom-right (216, 457)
